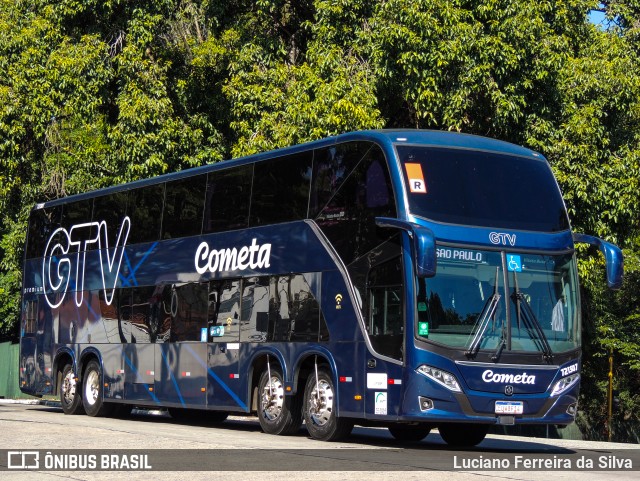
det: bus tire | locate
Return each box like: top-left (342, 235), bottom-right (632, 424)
top-left (257, 367), bottom-right (301, 435)
top-left (303, 368), bottom-right (353, 441)
top-left (59, 363), bottom-right (84, 415)
top-left (82, 359), bottom-right (113, 417)
top-left (388, 425), bottom-right (432, 442)
top-left (438, 423), bottom-right (489, 447)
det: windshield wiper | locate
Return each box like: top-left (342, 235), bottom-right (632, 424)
top-left (491, 333), bottom-right (507, 362)
top-left (465, 268), bottom-right (501, 358)
top-left (511, 273), bottom-right (554, 362)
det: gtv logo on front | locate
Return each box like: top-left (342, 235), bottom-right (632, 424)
top-left (42, 217), bottom-right (130, 308)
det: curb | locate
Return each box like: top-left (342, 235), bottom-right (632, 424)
top-left (0, 398), bottom-right (61, 407)
top-left (0, 398), bottom-right (169, 416)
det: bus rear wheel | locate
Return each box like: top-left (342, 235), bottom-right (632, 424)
top-left (59, 363), bottom-right (84, 415)
top-left (82, 359), bottom-right (113, 417)
top-left (257, 367), bottom-right (301, 435)
top-left (303, 368), bottom-right (353, 441)
top-left (438, 423), bottom-right (489, 447)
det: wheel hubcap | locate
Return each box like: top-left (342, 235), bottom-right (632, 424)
top-left (85, 370), bottom-right (99, 406)
top-left (261, 376), bottom-right (284, 421)
top-left (62, 371), bottom-right (76, 404)
top-left (308, 379), bottom-right (333, 426)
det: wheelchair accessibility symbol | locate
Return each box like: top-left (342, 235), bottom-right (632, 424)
top-left (507, 255), bottom-right (522, 272)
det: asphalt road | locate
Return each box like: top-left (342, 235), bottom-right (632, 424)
top-left (0, 401), bottom-right (638, 480)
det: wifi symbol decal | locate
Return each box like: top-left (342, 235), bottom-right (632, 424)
top-left (335, 294), bottom-right (343, 310)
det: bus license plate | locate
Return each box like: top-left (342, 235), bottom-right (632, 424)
top-left (495, 401), bottom-right (523, 415)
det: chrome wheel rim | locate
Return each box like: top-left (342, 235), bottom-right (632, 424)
top-left (62, 370), bottom-right (76, 405)
top-left (84, 370), bottom-right (99, 406)
top-left (308, 379), bottom-right (333, 426)
top-left (261, 375), bottom-right (284, 421)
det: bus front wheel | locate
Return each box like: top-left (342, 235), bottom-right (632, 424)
top-left (257, 367), bottom-right (301, 435)
top-left (59, 363), bottom-right (84, 415)
top-left (303, 368), bottom-right (353, 441)
top-left (438, 423), bottom-right (489, 447)
top-left (82, 359), bottom-right (113, 417)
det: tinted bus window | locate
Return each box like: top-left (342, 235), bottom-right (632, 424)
top-left (240, 277), bottom-right (270, 342)
top-left (367, 256), bottom-right (403, 361)
top-left (204, 165), bottom-right (252, 233)
top-left (61, 200), bottom-right (93, 229)
top-left (26, 205), bottom-right (62, 259)
top-left (310, 142), bottom-right (373, 218)
top-left (60, 200), bottom-right (95, 251)
top-left (99, 288), bottom-right (130, 343)
top-left (22, 299), bottom-right (38, 336)
top-left (93, 191), bottom-right (129, 243)
top-left (315, 144), bottom-right (396, 264)
top-left (129, 184), bottom-right (164, 244)
top-left (397, 146), bottom-right (570, 232)
top-left (250, 152), bottom-right (312, 226)
top-left (170, 283), bottom-right (208, 342)
top-left (208, 279), bottom-right (241, 342)
top-left (287, 273), bottom-right (324, 342)
top-left (117, 288), bottom-right (133, 343)
top-left (130, 286), bottom-right (156, 343)
top-left (155, 285), bottom-right (172, 343)
top-left (163, 176), bottom-right (206, 239)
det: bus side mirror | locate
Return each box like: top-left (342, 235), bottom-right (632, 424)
top-left (573, 233), bottom-right (624, 289)
top-left (375, 217), bottom-right (437, 278)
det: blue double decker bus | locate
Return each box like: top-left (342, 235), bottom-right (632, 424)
top-left (19, 130), bottom-right (623, 445)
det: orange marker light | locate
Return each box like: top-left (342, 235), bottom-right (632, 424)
top-left (354, 395), bottom-right (363, 401)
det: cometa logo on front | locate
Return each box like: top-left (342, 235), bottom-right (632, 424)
top-left (482, 370), bottom-right (536, 385)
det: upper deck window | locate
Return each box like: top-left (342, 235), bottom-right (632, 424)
top-left (163, 175), bottom-right (206, 239)
top-left (397, 146), bottom-right (570, 232)
top-left (250, 151), bottom-right (312, 226)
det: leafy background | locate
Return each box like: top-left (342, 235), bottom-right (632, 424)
top-left (0, 0), bottom-right (638, 441)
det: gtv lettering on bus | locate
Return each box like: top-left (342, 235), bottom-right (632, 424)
top-left (195, 238), bottom-right (272, 274)
top-left (42, 217), bottom-right (131, 309)
top-left (482, 370), bottom-right (536, 385)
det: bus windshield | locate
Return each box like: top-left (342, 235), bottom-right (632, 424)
top-left (397, 145), bottom-right (570, 232)
top-left (417, 248), bottom-right (580, 355)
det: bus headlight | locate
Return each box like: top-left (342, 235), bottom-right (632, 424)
top-left (550, 373), bottom-right (580, 397)
top-left (417, 365), bottom-right (462, 392)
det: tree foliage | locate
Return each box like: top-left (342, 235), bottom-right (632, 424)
top-left (0, 0), bottom-right (639, 441)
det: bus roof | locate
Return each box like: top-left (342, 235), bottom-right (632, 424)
top-left (34, 129), bottom-right (542, 209)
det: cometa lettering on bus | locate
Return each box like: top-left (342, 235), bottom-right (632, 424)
top-left (194, 238), bottom-right (272, 274)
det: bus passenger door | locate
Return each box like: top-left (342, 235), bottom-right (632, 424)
top-left (207, 279), bottom-right (243, 411)
top-left (363, 256), bottom-right (405, 420)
